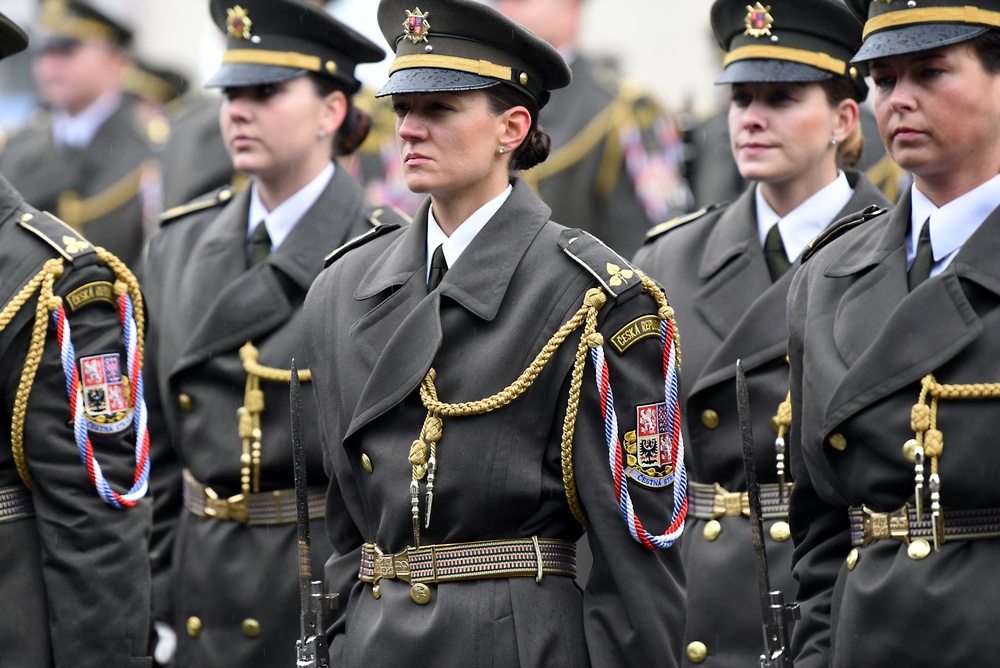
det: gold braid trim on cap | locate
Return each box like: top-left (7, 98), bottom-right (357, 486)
top-left (238, 342), bottom-right (310, 496)
top-left (222, 49), bottom-right (322, 73)
top-left (0, 248), bottom-right (145, 488)
top-left (722, 45), bottom-right (847, 75)
top-left (864, 7), bottom-right (1000, 40)
top-left (390, 54), bottom-right (512, 82)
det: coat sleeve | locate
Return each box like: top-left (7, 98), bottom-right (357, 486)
top-left (786, 263), bottom-right (850, 668)
top-left (572, 286), bottom-right (686, 668)
top-left (20, 259), bottom-right (152, 668)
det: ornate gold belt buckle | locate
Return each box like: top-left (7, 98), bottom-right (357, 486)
top-left (861, 504), bottom-right (910, 547)
top-left (202, 487), bottom-right (248, 524)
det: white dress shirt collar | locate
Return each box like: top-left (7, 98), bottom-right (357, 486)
top-left (52, 91), bottom-right (122, 149)
top-left (754, 171), bottom-right (854, 262)
top-left (426, 185), bottom-right (513, 283)
top-left (247, 162), bottom-right (335, 251)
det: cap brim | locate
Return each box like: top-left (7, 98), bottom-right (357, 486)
top-left (853, 24), bottom-right (988, 62)
top-left (715, 59), bottom-right (834, 85)
top-left (31, 33), bottom-right (81, 53)
top-left (376, 67), bottom-right (500, 98)
top-left (205, 63), bottom-right (306, 88)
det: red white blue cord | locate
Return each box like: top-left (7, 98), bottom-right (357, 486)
top-left (591, 318), bottom-right (687, 549)
top-left (53, 294), bottom-right (149, 508)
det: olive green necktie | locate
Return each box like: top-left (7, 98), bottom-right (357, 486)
top-left (428, 244), bottom-right (448, 290)
top-left (248, 221), bottom-right (271, 268)
top-left (908, 218), bottom-right (933, 291)
top-left (763, 223), bottom-right (792, 282)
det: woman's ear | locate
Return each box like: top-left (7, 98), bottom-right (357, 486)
top-left (833, 97), bottom-right (860, 143)
top-left (500, 105), bottom-right (532, 151)
top-left (320, 89), bottom-right (349, 139)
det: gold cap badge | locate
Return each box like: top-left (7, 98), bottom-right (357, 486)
top-left (403, 7), bottom-right (431, 44)
top-left (226, 5), bottom-right (252, 40)
top-left (744, 3), bottom-right (773, 38)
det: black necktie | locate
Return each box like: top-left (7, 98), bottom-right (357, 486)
top-left (763, 223), bottom-right (792, 282)
top-left (248, 221), bottom-right (271, 268)
top-left (908, 218), bottom-right (933, 291)
top-left (428, 244), bottom-right (448, 290)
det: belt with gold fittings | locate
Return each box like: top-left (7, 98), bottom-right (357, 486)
top-left (182, 468), bottom-right (325, 525)
top-left (0, 484), bottom-right (34, 524)
top-left (688, 481), bottom-right (793, 521)
top-left (359, 538), bottom-right (577, 604)
top-left (849, 504), bottom-right (1000, 548)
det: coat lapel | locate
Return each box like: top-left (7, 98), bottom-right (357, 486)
top-left (345, 179), bottom-right (551, 439)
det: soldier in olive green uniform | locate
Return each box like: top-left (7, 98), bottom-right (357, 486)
top-left (0, 0), bottom-right (155, 271)
top-left (143, 2), bottom-right (398, 666)
top-left (304, 1), bottom-right (688, 665)
top-left (788, 1), bottom-right (1000, 665)
top-left (634, 2), bottom-right (888, 665)
top-left (0, 14), bottom-right (153, 667)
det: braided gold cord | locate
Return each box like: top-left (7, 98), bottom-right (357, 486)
top-left (910, 374), bottom-right (1000, 475)
top-left (95, 248), bottom-right (146, 356)
top-left (240, 341), bottom-right (311, 382)
top-left (774, 392), bottom-right (792, 440)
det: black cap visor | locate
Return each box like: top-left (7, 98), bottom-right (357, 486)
top-left (376, 67), bottom-right (501, 98)
top-left (716, 58), bottom-right (835, 85)
top-left (853, 24), bottom-right (988, 62)
top-left (205, 62), bottom-right (306, 88)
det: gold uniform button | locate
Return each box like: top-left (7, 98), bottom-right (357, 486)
top-left (902, 438), bottom-right (919, 463)
top-left (686, 641), bottom-right (708, 663)
top-left (908, 539), bottom-right (931, 561)
top-left (219, 188), bottom-right (233, 202)
top-left (846, 548), bottom-right (859, 571)
top-left (20, 212), bottom-right (33, 222)
top-left (410, 583), bottom-right (431, 605)
top-left (770, 521), bottom-right (791, 542)
top-left (828, 433), bottom-right (847, 451)
top-left (703, 519), bottom-right (722, 541)
top-left (242, 618), bottom-right (261, 637)
top-left (178, 393), bottom-right (194, 412)
top-left (186, 616), bottom-right (202, 638)
top-left (361, 453), bottom-right (373, 474)
top-left (700, 410), bottom-right (720, 429)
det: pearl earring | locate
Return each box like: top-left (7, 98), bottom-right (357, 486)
top-left (830, 137), bottom-right (838, 146)
top-left (317, 129), bottom-right (327, 139)
top-left (498, 146), bottom-right (506, 154)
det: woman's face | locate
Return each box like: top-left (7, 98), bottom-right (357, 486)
top-left (220, 76), bottom-right (337, 181)
top-left (870, 43), bottom-right (1000, 195)
top-left (728, 81), bottom-right (842, 188)
top-left (391, 90), bottom-right (510, 199)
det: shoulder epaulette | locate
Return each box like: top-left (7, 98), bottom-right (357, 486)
top-left (368, 205), bottom-right (412, 228)
top-left (17, 209), bottom-right (96, 262)
top-left (324, 222), bottom-right (404, 267)
top-left (159, 185), bottom-right (235, 224)
top-left (802, 204), bottom-right (889, 263)
top-left (644, 203), bottom-right (726, 243)
top-left (560, 228), bottom-right (644, 301)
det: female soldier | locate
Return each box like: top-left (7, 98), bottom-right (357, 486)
top-left (302, 0), bottom-right (687, 665)
top-left (142, 1), bottom-right (399, 665)
top-left (787, 0), bottom-right (1000, 665)
top-left (633, 1), bottom-right (888, 665)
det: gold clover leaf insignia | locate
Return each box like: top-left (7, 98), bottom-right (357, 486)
top-left (607, 262), bottom-right (634, 287)
top-left (63, 235), bottom-right (91, 254)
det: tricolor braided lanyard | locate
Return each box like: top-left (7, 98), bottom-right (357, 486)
top-left (53, 293), bottom-right (149, 508)
top-left (591, 317), bottom-right (687, 549)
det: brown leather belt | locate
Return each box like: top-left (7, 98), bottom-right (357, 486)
top-left (0, 484), bottom-right (34, 524)
top-left (688, 481), bottom-right (793, 521)
top-left (849, 504), bottom-right (1000, 547)
top-left (359, 537), bottom-right (577, 590)
top-left (182, 468), bottom-right (324, 525)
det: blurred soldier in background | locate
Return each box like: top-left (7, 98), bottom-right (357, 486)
top-left (0, 0), bottom-right (157, 271)
top-left (494, 0), bottom-right (693, 256)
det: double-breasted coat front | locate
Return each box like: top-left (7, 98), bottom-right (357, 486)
top-left (303, 178), bottom-right (686, 668)
top-left (144, 166), bottom-right (396, 667)
top-left (633, 171), bottom-right (888, 666)
top-left (787, 190), bottom-right (1000, 666)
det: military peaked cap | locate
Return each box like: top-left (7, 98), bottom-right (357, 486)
top-left (36, 0), bottom-right (133, 50)
top-left (712, 0), bottom-right (868, 98)
top-left (206, 0), bottom-right (385, 94)
top-left (0, 10), bottom-right (29, 61)
top-left (848, 0), bottom-right (1000, 61)
top-left (375, 0), bottom-right (572, 109)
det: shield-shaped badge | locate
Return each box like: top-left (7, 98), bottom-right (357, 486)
top-left (403, 8), bottom-right (431, 44)
top-left (624, 402), bottom-right (675, 488)
top-left (744, 3), bottom-right (774, 38)
top-left (79, 353), bottom-right (133, 434)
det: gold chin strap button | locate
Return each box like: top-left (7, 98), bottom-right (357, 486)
top-left (700, 409), bottom-right (720, 429)
top-left (770, 521), bottom-right (791, 542)
top-left (686, 641), bottom-right (708, 664)
top-left (908, 538), bottom-right (931, 561)
top-left (410, 583), bottom-right (431, 605)
top-left (178, 393), bottom-right (194, 412)
top-left (361, 453), bottom-right (373, 474)
top-left (846, 548), bottom-right (859, 571)
top-left (703, 519), bottom-right (722, 541)
top-left (828, 433), bottom-right (848, 451)
top-left (186, 616), bottom-right (203, 638)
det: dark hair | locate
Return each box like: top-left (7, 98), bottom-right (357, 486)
top-left (308, 73), bottom-right (371, 157)
top-left (483, 83), bottom-right (551, 171)
top-left (968, 29), bottom-right (1000, 74)
top-left (816, 76), bottom-right (864, 170)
